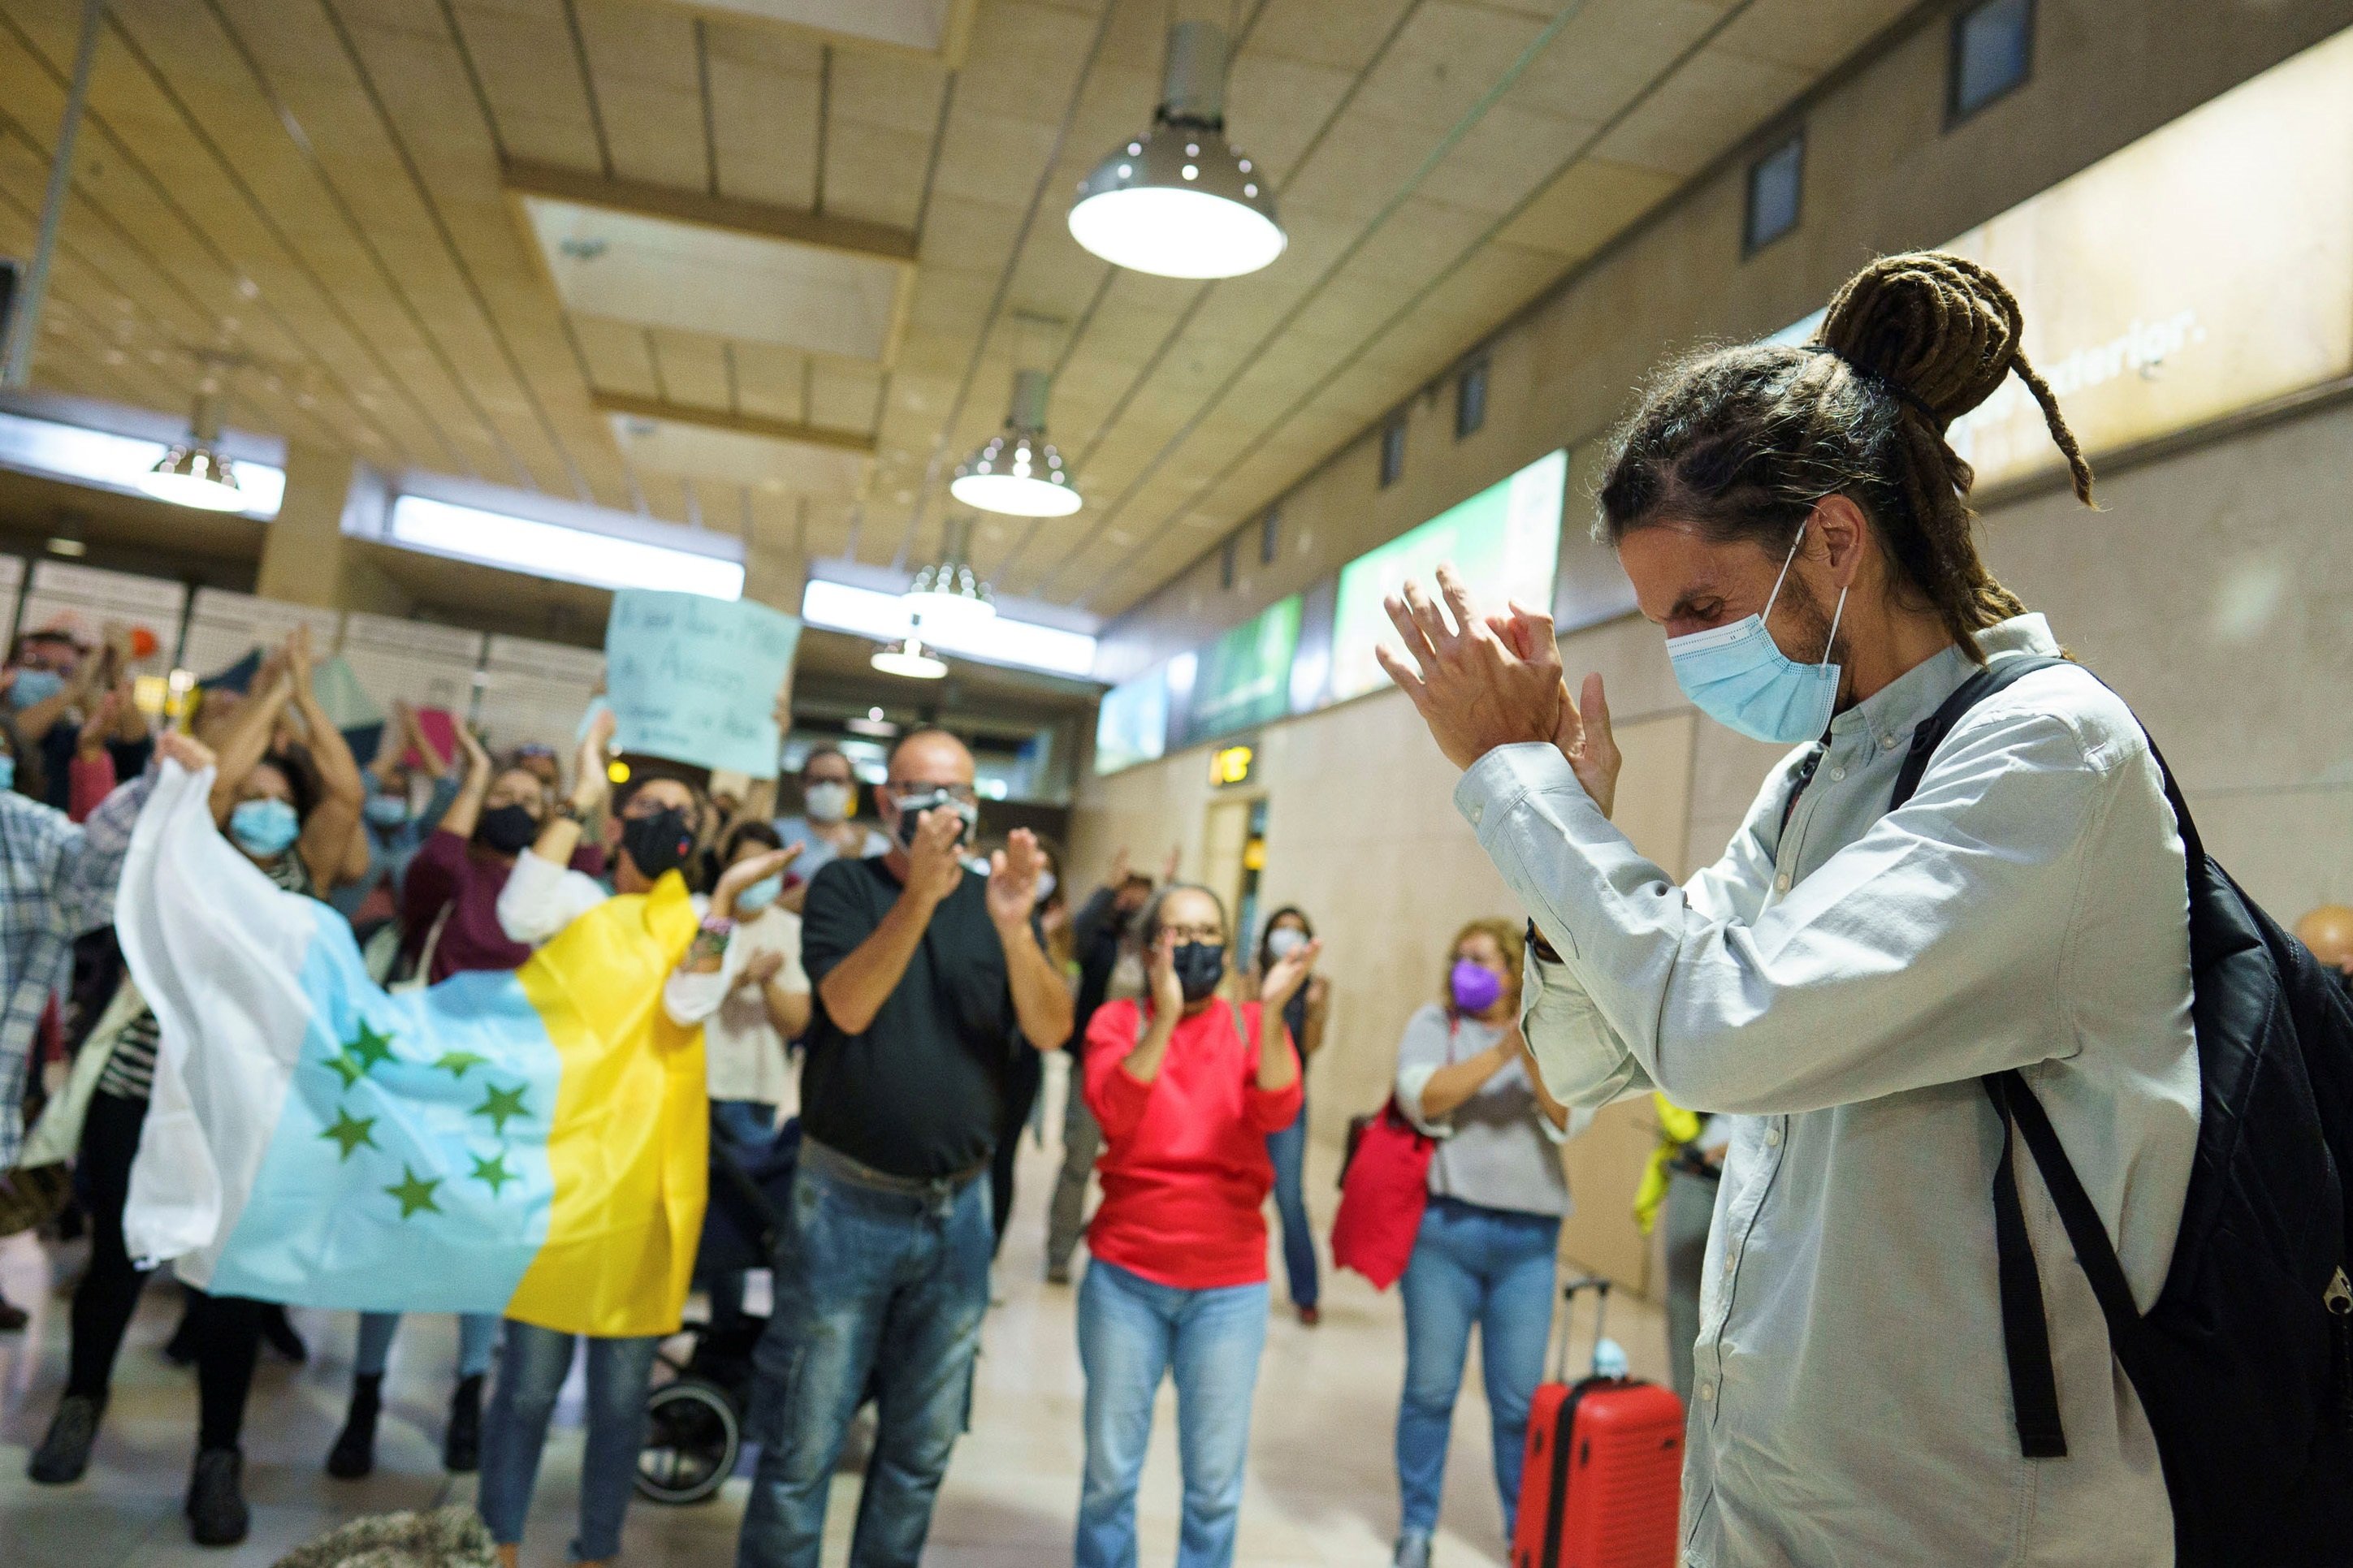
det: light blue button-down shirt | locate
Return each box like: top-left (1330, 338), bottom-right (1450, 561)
top-left (1454, 615), bottom-right (2198, 1567)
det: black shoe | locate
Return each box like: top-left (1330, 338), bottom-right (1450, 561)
top-left (28, 1393), bottom-right (104, 1484)
top-left (185, 1447), bottom-right (249, 1547)
top-left (326, 1373), bottom-right (382, 1479)
top-left (259, 1304), bottom-right (307, 1365)
top-left (443, 1372), bottom-right (482, 1474)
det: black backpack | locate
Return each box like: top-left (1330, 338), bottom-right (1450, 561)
top-left (1884, 655), bottom-right (2353, 1566)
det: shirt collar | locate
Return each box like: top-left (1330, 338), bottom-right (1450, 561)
top-left (1827, 613), bottom-right (2060, 753)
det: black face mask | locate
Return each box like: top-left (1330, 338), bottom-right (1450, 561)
top-left (890, 789), bottom-right (977, 851)
top-left (474, 803), bottom-right (539, 857)
top-left (1172, 941), bottom-right (1226, 1003)
top-left (621, 806), bottom-right (694, 879)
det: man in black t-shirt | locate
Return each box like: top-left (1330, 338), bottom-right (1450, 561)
top-left (738, 728), bottom-right (1074, 1568)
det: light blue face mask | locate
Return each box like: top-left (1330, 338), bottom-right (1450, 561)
top-left (1665, 523), bottom-right (1849, 745)
top-left (364, 792), bottom-right (410, 827)
top-left (733, 872), bottom-right (784, 916)
top-left (230, 797), bottom-right (301, 858)
top-left (0, 754), bottom-right (17, 794)
top-left (9, 667), bottom-right (63, 708)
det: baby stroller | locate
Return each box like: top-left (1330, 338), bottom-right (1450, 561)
top-left (635, 1120), bottom-right (799, 1505)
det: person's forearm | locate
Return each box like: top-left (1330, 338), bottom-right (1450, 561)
top-left (1300, 1004), bottom-right (1327, 1058)
top-left (1520, 1037), bottom-right (1572, 1130)
top-left (1417, 1042), bottom-right (1515, 1120)
top-left (816, 887), bottom-right (938, 1035)
top-left (209, 682), bottom-right (292, 820)
top-left (999, 918), bottom-right (1075, 1051)
top-left (293, 689), bottom-right (366, 808)
top-left (12, 689), bottom-right (71, 742)
top-left (527, 813), bottom-right (585, 869)
top-left (1256, 1005), bottom-right (1299, 1091)
top-left (1118, 1011), bottom-right (1176, 1085)
top-left (764, 983), bottom-right (811, 1039)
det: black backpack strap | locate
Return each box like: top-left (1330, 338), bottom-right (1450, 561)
top-left (1776, 746), bottom-right (1824, 839)
top-left (1888, 654), bottom-right (2072, 811)
top-left (1981, 1074), bottom-right (2069, 1458)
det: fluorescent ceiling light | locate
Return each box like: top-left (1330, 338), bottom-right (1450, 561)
top-left (387, 495), bottom-right (745, 600)
top-left (802, 578), bottom-right (1096, 679)
top-left (0, 409), bottom-right (283, 518)
top-left (872, 637), bottom-right (948, 680)
top-left (1070, 21), bottom-right (1284, 280)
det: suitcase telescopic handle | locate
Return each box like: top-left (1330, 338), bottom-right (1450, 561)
top-left (1552, 1274), bottom-right (1612, 1383)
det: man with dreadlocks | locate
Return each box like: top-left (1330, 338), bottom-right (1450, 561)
top-left (1376, 252), bottom-right (2196, 1566)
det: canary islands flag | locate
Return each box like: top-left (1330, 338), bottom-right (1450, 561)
top-left (118, 762), bottom-right (707, 1337)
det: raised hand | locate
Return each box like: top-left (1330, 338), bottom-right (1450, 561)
top-left (1375, 564), bottom-right (1564, 771)
top-left (1260, 935), bottom-right (1323, 1008)
top-left (1147, 927), bottom-right (1184, 1017)
top-left (713, 844), bottom-right (802, 920)
top-left (570, 708), bottom-right (616, 814)
top-left (905, 806), bottom-right (967, 909)
top-left (986, 827), bottom-right (1046, 930)
top-left (156, 728), bottom-right (217, 776)
top-left (78, 689), bottom-right (121, 758)
top-left (736, 949), bottom-right (785, 991)
top-left (1490, 600), bottom-right (1620, 819)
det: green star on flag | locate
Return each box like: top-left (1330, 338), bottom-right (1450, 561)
top-left (323, 1052), bottom-right (365, 1091)
top-left (345, 1020), bottom-right (398, 1074)
top-left (319, 1108), bottom-right (378, 1162)
top-left (434, 1051), bottom-right (489, 1080)
top-left (473, 1082), bottom-right (530, 1136)
top-left (470, 1151), bottom-right (517, 1197)
top-left (385, 1165), bottom-right (442, 1220)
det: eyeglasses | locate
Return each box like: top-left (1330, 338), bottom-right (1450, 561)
top-left (1159, 923), bottom-right (1224, 944)
top-left (891, 782), bottom-right (978, 805)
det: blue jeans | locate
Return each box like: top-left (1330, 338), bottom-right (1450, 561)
top-left (710, 1099), bottom-right (780, 1329)
top-left (1075, 1259), bottom-right (1269, 1568)
top-left (1264, 1099), bottom-right (1318, 1310)
top-left (1395, 1196), bottom-right (1559, 1538)
top-left (737, 1147), bottom-right (993, 1568)
top-left (355, 1311), bottom-right (500, 1379)
top-left (477, 1320), bottom-right (660, 1560)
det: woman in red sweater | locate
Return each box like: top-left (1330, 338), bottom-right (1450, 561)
top-left (1075, 881), bottom-right (1321, 1568)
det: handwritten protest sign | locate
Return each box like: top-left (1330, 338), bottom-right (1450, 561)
top-left (605, 590), bottom-right (801, 779)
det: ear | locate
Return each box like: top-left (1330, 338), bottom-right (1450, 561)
top-left (1809, 493), bottom-right (1871, 590)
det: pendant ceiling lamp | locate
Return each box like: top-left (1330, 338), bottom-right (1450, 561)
top-left (951, 369), bottom-right (1079, 518)
top-left (872, 636), bottom-right (948, 680)
top-left (1069, 19), bottom-right (1284, 280)
top-left (903, 516), bottom-right (997, 636)
top-left (137, 387), bottom-right (244, 512)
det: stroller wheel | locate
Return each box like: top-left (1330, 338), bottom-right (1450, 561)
top-left (636, 1377), bottom-right (740, 1505)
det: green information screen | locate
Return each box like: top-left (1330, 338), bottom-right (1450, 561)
top-left (1176, 594), bottom-right (1301, 749)
top-left (1328, 448), bottom-right (1566, 703)
top-left (1093, 665), bottom-right (1170, 775)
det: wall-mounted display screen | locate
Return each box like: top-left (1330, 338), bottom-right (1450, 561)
top-left (1174, 594), bottom-right (1300, 749)
top-left (1093, 666), bottom-right (1169, 775)
top-left (1328, 448), bottom-right (1566, 703)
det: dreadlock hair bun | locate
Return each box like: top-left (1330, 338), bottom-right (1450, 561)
top-left (1596, 250), bottom-right (2097, 663)
top-left (1819, 251), bottom-right (2095, 504)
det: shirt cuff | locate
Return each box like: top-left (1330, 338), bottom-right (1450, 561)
top-left (1453, 742), bottom-right (1615, 960)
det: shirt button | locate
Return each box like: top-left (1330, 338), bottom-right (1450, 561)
top-left (1881, 734), bottom-right (1898, 751)
top-left (1773, 872), bottom-right (1791, 892)
top-left (1764, 1125), bottom-right (1783, 1147)
top-left (1828, 766), bottom-right (1845, 782)
top-left (1469, 804), bottom-right (1483, 826)
top-left (1724, 1251), bottom-right (1737, 1274)
top-left (1698, 1381), bottom-right (1716, 1402)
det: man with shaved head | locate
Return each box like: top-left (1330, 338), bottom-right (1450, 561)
top-left (739, 726), bottom-right (1074, 1568)
top-left (2297, 905), bottom-right (2353, 992)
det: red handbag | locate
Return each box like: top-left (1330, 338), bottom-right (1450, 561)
top-left (1330, 1098), bottom-right (1435, 1290)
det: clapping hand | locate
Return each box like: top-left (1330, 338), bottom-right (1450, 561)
top-left (1375, 564), bottom-right (1564, 771)
top-left (1147, 927), bottom-right (1185, 1017)
top-left (571, 709), bottom-right (616, 815)
top-left (1488, 601), bottom-right (1623, 819)
top-left (904, 806), bottom-right (967, 909)
top-left (1260, 934), bottom-right (1323, 1008)
top-left (713, 844), bottom-right (800, 921)
top-left (985, 828), bottom-right (1047, 930)
top-left (156, 729), bottom-right (216, 776)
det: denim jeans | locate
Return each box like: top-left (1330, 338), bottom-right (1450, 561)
top-left (1395, 1196), bottom-right (1559, 1538)
top-left (477, 1320), bottom-right (660, 1561)
top-left (736, 1147), bottom-right (993, 1568)
top-left (1263, 1096), bottom-right (1318, 1310)
top-left (1075, 1259), bottom-right (1269, 1568)
top-left (710, 1099), bottom-right (780, 1330)
top-left (355, 1311), bottom-right (500, 1379)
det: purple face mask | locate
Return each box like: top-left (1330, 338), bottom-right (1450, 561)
top-left (1451, 957), bottom-right (1504, 1014)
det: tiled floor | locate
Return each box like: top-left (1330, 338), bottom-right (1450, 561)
top-left (0, 1087), bottom-right (1667, 1566)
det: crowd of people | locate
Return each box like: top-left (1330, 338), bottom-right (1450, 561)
top-left (8, 244), bottom-right (2351, 1568)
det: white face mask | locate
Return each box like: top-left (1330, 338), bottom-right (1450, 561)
top-left (803, 780), bottom-right (852, 823)
top-left (1034, 871), bottom-right (1058, 905)
top-left (1266, 927), bottom-right (1308, 961)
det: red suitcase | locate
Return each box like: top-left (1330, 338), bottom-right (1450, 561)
top-left (1512, 1276), bottom-right (1685, 1568)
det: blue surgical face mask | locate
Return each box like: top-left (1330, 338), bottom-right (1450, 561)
top-left (9, 668), bottom-right (63, 708)
top-left (1664, 524), bottom-right (1848, 745)
top-left (733, 872), bottom-right (783, 916)
top-left (230, 797), bottom-right (301, 858)
top-left (364, 791), bottom-right (410, 827)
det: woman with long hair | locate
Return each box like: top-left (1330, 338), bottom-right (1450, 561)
top-left (1252, 905), bottom-right (1330, 1324)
